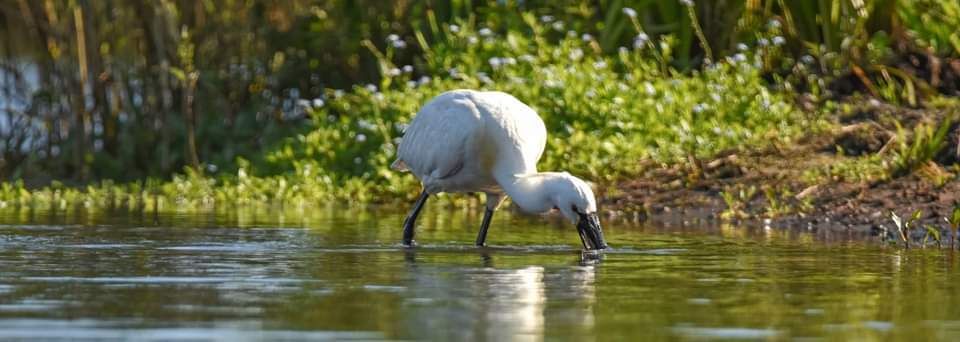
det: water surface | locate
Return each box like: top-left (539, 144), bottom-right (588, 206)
top-left (1, 207), bottom-right (959, 340)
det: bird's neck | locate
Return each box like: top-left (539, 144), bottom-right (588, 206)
top-left (497, 172), bottom-right (555, 214)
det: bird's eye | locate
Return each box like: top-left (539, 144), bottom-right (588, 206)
top-left (571, 205), bottom-right (581, 214)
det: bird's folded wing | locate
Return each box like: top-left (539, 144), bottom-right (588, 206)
top-left (396, 96), bottom-right (483, 182)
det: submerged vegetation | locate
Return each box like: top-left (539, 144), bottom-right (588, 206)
top-left (1, 1), bottom-right (959, 235)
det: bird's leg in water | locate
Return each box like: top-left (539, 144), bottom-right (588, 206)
top-left (475, 208), bottom-right (495, 246)
top-left (475, 193), bottom-right (504, 247)
top-left (402, 190), bottom-right (429, 246)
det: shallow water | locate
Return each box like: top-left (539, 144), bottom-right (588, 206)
top-left (1, 207), bottom-right (960, 341)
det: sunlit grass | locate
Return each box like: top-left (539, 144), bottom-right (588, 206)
top-left (0, 12), bottom-right (816, 210)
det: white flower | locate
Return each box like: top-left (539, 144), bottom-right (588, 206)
top-left (467, 36), bottom-right (479, 44)
top-left (386, 34), bottom-right (400, 42)
top-left (489, 57), bottom-right (502, 68)
top-left (737, 43), bottom-right (748, 51)
top-left (593, 60), bottom-right (607, 69)
top-left (644, 82), bottom-right (656, 95)
top-left (406, 80), bottom-right (417, 88)
top-left (732, 53), bottom-right (746, 63)
top-left (622, 7), bottom-right (637, 18)
top-left (391, 39), bottom-right (407, 49)
top-left (634, 33), bottom-right (649, 49)
top-left (357, 119), bottom-right (376, 130)
top-left (296, 99), bottom-right (311, 107)
top-left (365, 84), bottom-right (377, 92)
top-left (333, 89), bottom-right (344, 97)
top-left (801, 55), bottom-right (815, 64)
top-left (356, 133), bottom-right (367, 142)
top-left (312, 98), bottom-right (325, 107)
top-left (680, 0), bottom-right (694, 7)
top-left (758, 38), bottom-right (770, 46)
top-left (402, 65), bottom-right (414, 73)
top-left (693, 103), bottom-right (706, 113)
top-left (418, 76), bottom-right (431, 85)
top-left (772, 36), bottom-right (786, 45)
top-left (354, 157), bottom-right (363, 164)
top-left (552, 21), bottom-right (564, 31)
top-left (618, 46), bottom-right (629, 54)
top-left (768, 19), bottom-right (781, 29)
top-left (477, 72), bottom-right (493, 84)
top-left (582, 33), bottom-right (594, 42)
top-left (387, 68), bottom-right (401, 76)
top-left (569, 48), bottom-right (584, 61)
top-left (540, 15), bottom-right (555, 23)
top-left (478, 28), bottom-right (493, 37)
top-left (449, 24), bottom-right (460, 33)
top-left (503, 57), bottom-right (516, 65)
top-left (519, 54), bottom-right (535, 62)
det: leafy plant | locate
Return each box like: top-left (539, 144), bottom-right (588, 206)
top-left (720, 185), bottom-right (758, 221)
top-left (890, 118), bottom-right (953, 177)
top-left (924, 224), bottom-right (942, 249)
top-left (762, 186), bottom-right (801, 217)
top-left (946, 203), bottom-right (960, 249)
top-left (890, 209), bottom-right (923, 248)
top-left (898, 0), bottom-right (960, 57)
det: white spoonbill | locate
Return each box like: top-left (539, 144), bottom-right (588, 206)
top-left (392, 89), bottom-right (608, 250)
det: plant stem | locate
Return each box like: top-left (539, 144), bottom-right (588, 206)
top-left (685, 4), bottom-right (713, 64)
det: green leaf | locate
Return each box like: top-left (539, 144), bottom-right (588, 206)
top-left (910, 209), bottom-right (923, 224)
top-left (169, 67), bottom-right (186, 82)
top-left (950, 204), bottom-right (960, 229)
top-left (926, 225), bottom-right (941, 242)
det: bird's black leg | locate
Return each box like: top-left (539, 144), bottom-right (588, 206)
top-left (402, 190), bottom-right (429, 247)
top-left (475, 193), bottom-right (504, 247)
top-left (475, 208), bottom-right (495, 247)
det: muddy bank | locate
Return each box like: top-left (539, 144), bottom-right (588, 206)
top-left (601, 99), bottom-right (960, 241)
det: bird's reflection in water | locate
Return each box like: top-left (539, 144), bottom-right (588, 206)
top-left (403, 250), bottom-right (598, 341)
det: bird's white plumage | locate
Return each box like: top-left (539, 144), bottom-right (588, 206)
top-left (394, 89), bottom-right (597, 222)
top-left (395, 90), bottom-right (545, 194)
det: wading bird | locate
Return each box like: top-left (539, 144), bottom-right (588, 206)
top-left (392, 90), bottom-right (608, 250)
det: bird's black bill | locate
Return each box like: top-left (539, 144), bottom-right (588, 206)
top-left (576, 213), bottom-right (608, 250)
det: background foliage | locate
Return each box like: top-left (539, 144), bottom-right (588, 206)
top-left (0, 0), bottom-right (958, 209)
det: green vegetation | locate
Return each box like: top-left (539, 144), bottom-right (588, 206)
top-left (890, 209), bottom-right (923, 248)
top-left (719, 185), bottom-right (757, 221)
top-left (888, 206), bottom-right (960, 249)
top-left (1, 1), bottom-right (959, 215)
top-left (890, 118), bottom-right (954, 177)
top-left (949, 204), bottom-right (960, 248)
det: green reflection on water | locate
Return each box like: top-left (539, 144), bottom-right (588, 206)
top-left (1, 206), bottom-right (960, 341)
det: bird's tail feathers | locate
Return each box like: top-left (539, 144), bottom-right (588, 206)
top-left (391, 159), bottom-right (409, 171)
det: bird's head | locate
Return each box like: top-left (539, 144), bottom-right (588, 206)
top-left (547, 172), bottom-right (608, 250)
